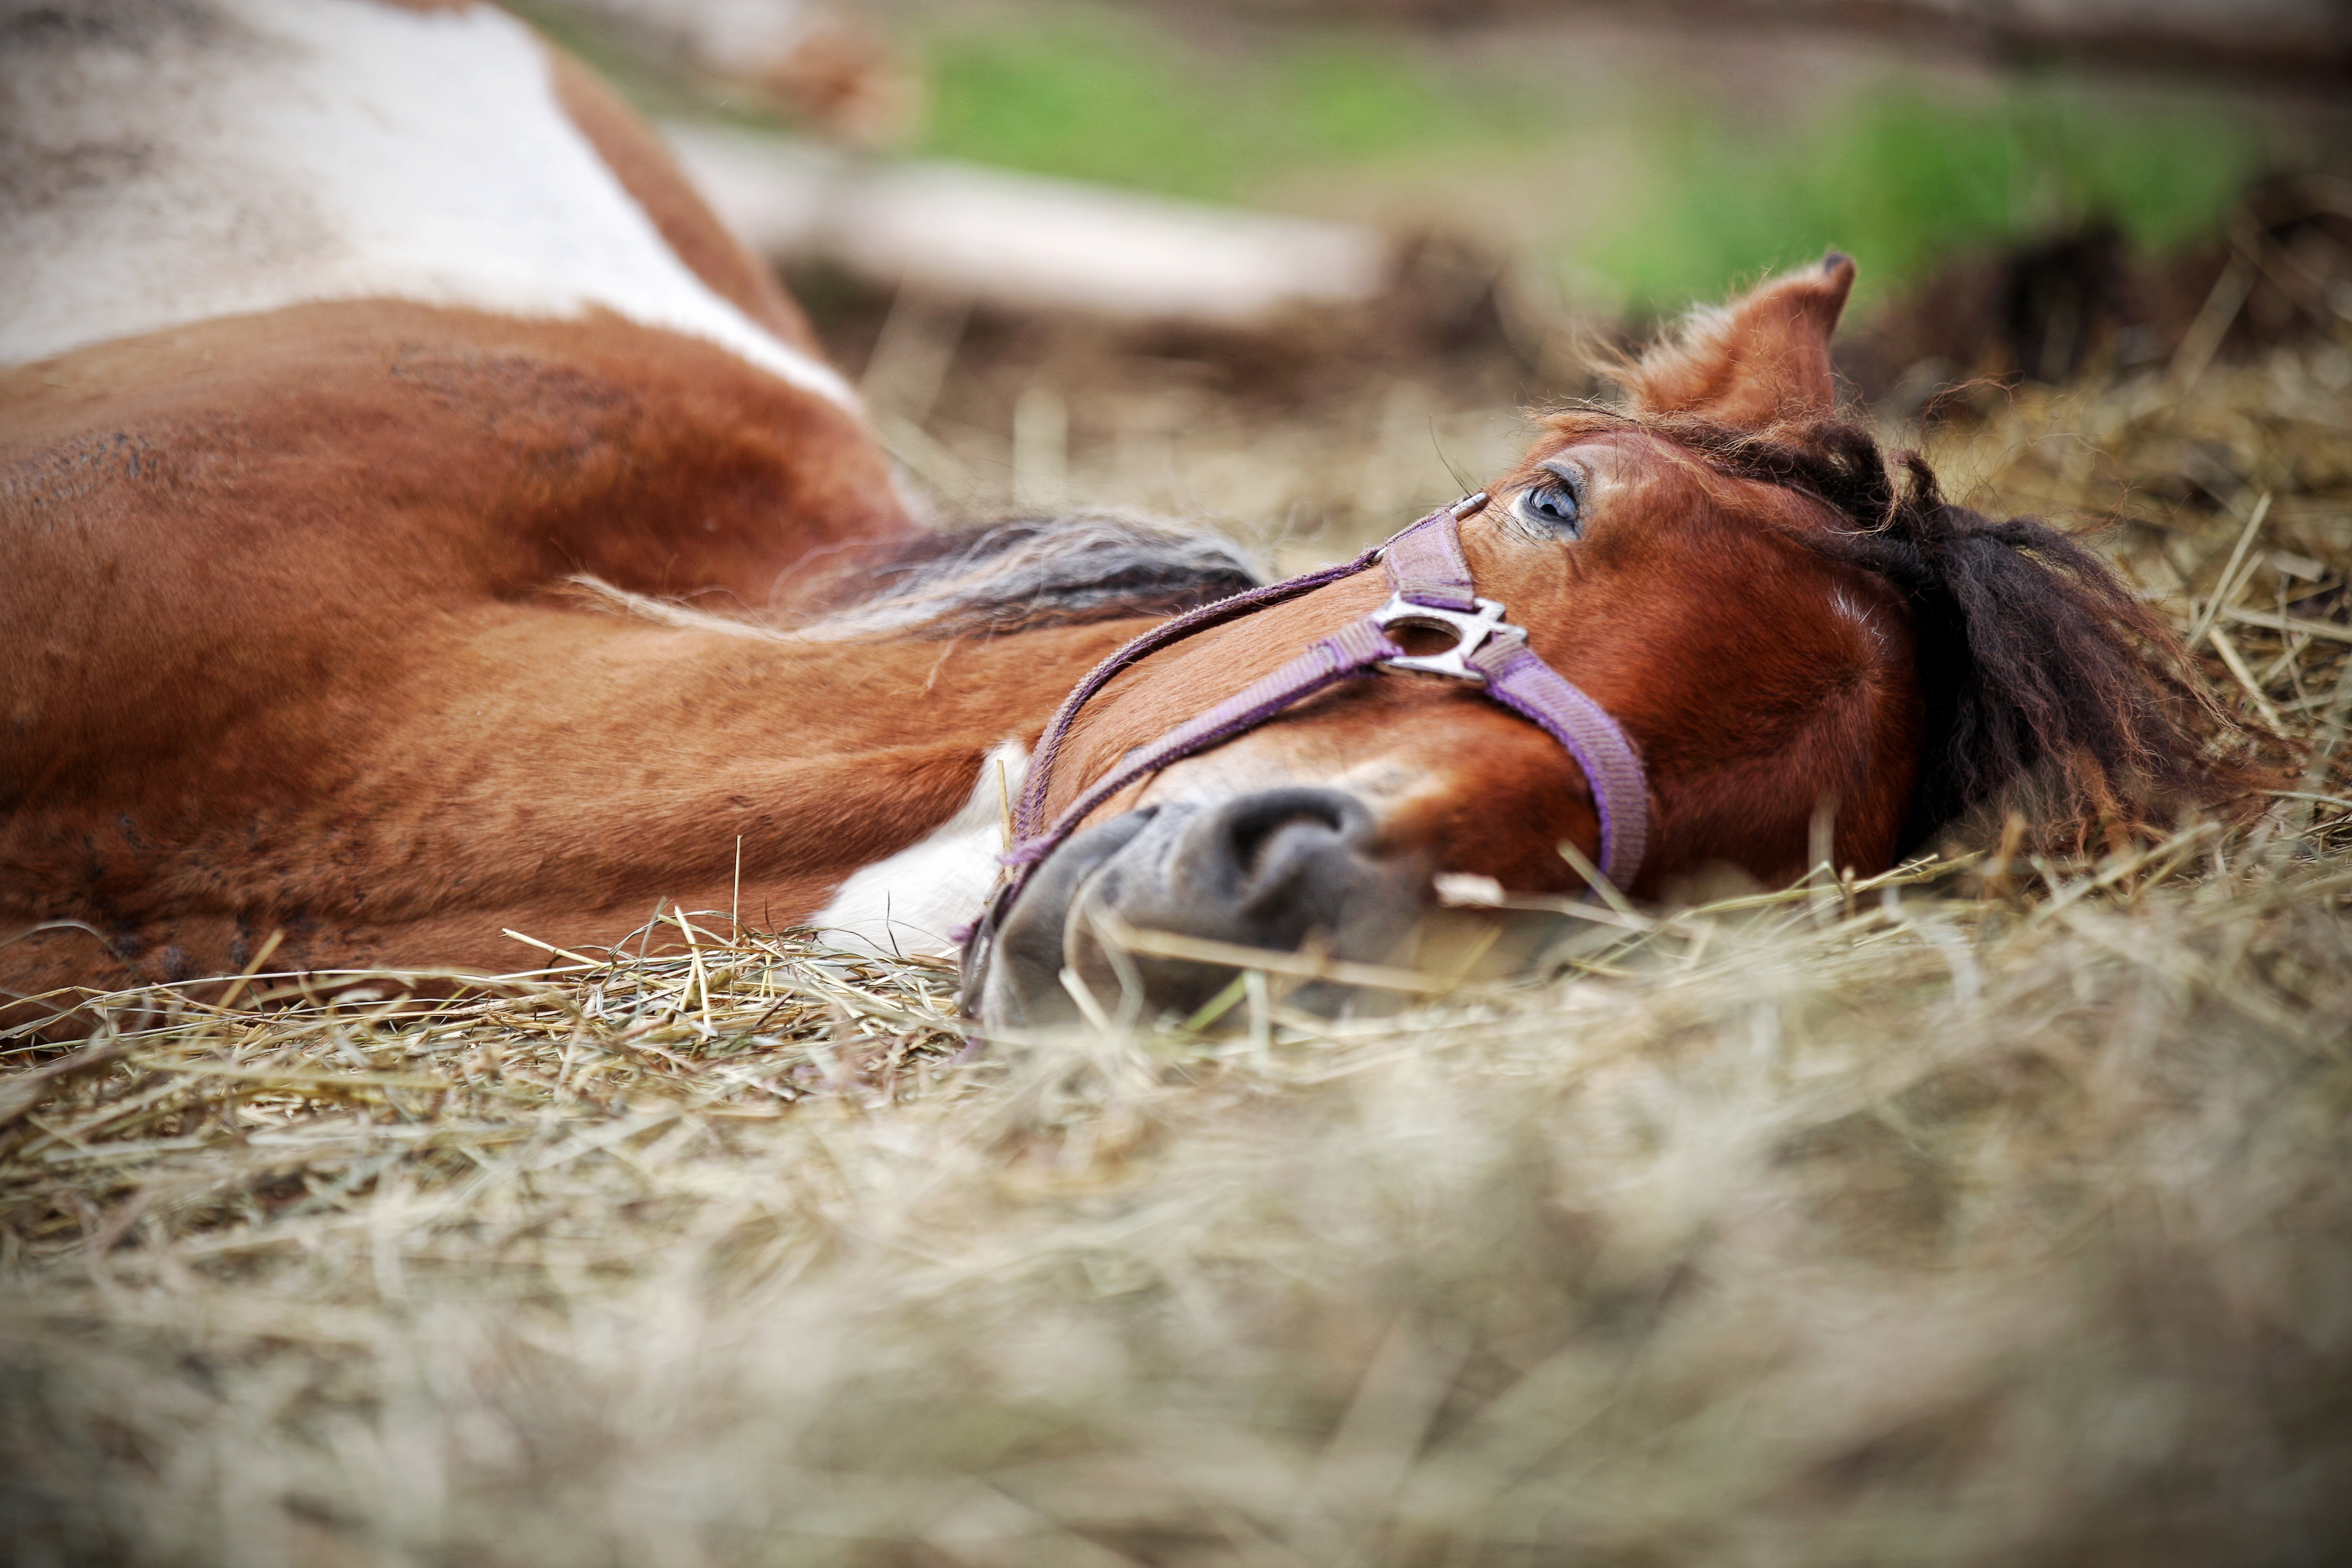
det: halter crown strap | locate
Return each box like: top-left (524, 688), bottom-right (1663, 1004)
top-left (1383, 508), bottom-right (1479, 612)
top-left (970, 495), bottom-right (1650, 954)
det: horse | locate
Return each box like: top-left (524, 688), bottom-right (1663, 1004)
top-left (2, 0), bottom-right (2241, 1039)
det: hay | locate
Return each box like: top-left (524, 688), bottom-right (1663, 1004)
top-left (5, 352), bottom-right (2350, 1565)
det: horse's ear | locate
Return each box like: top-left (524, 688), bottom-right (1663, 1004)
top-left (1621, 253), bottom-right (1856, 429)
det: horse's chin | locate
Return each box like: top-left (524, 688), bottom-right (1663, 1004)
top-left (970, 787), bottom-right (1435, 1033)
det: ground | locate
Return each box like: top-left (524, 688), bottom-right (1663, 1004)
top-left (3, 312), bottom-right (2348, 1563)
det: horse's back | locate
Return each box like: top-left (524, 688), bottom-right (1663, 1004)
top-left (1, 0), bottom-right (904, 593)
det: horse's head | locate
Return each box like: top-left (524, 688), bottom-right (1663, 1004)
top-left (970, 255), bottom-right (2238, 1030)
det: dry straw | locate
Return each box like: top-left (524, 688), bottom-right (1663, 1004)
top-left (4, 347), bottom-right (2349, 1565)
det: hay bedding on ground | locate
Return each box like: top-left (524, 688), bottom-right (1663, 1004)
top-left (6, 356), bottom-right (2352, 1566)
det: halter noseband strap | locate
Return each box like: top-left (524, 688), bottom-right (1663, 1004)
top-left (968, 494), bottom-right (1649, 963)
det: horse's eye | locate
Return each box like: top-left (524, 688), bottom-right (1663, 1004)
top-left (1514, 476), bottom-right (1582, 538)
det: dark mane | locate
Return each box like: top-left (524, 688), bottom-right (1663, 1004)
top-left (1598, 410), bottom-right (2280, 851)
top-left (805, 510), bottom-right (1262, 639)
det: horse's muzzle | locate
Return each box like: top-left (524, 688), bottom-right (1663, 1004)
top-left (970, 787), bottom-right (1427, 1030)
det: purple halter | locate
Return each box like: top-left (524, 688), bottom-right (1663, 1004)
top-left (966, 493), bottom-right (1650, 959)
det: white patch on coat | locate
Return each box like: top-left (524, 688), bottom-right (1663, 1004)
top-left (812, 741), bottom-right (1028, 959)
top-left (0, 0), bottom-right (855, 410)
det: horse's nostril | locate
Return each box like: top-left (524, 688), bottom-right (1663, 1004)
top-left (978, 789), bottom-right (1423, 1031)
top-left (1215, 787), bottom-right (1359, 878)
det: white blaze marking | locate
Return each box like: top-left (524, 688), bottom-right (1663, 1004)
top-left (812, 741), bottom-right (1028, 959)
top-left (0, 0), bottom-right (856, 410)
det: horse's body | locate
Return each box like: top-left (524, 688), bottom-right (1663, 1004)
top-left (3, 0), bottom-right (2234, 1035)
top-left (2, 0), bottom-right (1138, 1016)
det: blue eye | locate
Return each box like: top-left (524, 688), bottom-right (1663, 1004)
top-left (1515, 475), bottom-right (1581, 537)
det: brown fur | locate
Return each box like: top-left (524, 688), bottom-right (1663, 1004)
top-left (1619, 253), bottom-right (1856, 430)
top-left (1574, 413), bottom-right (2272, 848)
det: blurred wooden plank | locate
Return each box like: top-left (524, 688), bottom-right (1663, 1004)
top-left (665, 122), bottom-right (1390, 327)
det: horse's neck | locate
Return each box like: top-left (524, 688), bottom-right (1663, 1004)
top-left (362, 612), bottom-right (1145, 960)
top-left (716, 620), bottom-right (1154, 958)
top-left (0, 581), bottom-right (1149, 999)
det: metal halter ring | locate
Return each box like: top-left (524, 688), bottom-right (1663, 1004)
top-left (1369, 593), bottom-right (1527, 683)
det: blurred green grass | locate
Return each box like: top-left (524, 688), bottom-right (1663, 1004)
top-left (1583, 89), bottom-right (2259, 309)
top-left (920, 13), bottom-right (1538, 202)
top-left (916, 6), bottom-right (2265, 312)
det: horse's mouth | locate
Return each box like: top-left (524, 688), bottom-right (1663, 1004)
top-left (967, 786), bottom-right (1434, 1031)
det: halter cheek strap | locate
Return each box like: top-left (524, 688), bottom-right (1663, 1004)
top-left (966, 495), bottom-right (1649, 959)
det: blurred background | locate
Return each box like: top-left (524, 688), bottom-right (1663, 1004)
top-left (525, 0), bottom-right (2352, 575)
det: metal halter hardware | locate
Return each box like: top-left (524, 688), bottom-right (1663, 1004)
top-left (1369, 593), bottom-right (1524, 683)
top-left (958, 492), bottom-right (1651, 998)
